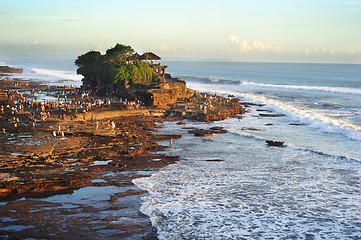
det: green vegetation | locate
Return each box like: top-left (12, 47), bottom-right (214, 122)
top-left (75, 43), bottom-right (160, 95)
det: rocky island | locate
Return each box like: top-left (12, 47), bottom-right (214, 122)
top-left (0, 44), bottom-right (245, 239)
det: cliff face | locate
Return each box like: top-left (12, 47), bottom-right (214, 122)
top-left (109, 76), bottom-right (188, 107)
top-left (148, 80), bottom-right (188, 106)
top-left (0, 66), bottom-right (23, 74)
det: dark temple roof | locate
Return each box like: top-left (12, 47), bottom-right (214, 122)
top-left (127, 52), bottom-right (140, 61)
top-left (139, 52), bottom-right (161, 61)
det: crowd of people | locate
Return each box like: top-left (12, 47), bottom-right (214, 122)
top-left (1, 87), bottom-right (145, 133)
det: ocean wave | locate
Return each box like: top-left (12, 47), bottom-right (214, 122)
top-left (178, 75), bottom-right (239, 85)
top-left (179, 75), bottom-right (361, 95)
top-left (133, 140), bottom-right (361, 239)
top-left (229, 130), bottom-right (360, 162)
top-left (187, 82), bottom-right (361, 142)
top-left (233, 121), bottom-right (359, 158)
top-left (31, 68), bottom-right (82, 81)
top-left (240, 93), bottom-right (361, 142)
top-left (241, 81), bottom-right (361, 96)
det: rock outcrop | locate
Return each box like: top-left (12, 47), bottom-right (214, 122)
top-left (0, 66), bottom-right (23, 74)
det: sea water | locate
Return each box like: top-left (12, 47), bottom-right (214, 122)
top-left (1, 56), bottom-right (360, 239)
top-left (134, 61), bottom-right (361, 239)
top-left (0, 55), bottom-right (82, 87)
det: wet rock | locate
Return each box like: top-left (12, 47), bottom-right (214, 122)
top-left (205, 159), bottom-right (224, 162)
top-left (189, 128), bottom-right (227, 137)
top-left (259, 113), bottom-right (286, 117)
top-left (242, 127), bottom-right (261, 131)
top-left (240, 102), bottom-right (265, 107)
top-left (109, 189), bottom-right (148, 203)
top-left (0, 66), bottom-right (23, 73)
top-left (266, 140), bottom-right (284, 147)
top-left (153, 134), bottom-right (182, 141)
top-left (190, 129), bottom-right (215, 137)
top-left (181, 127), bottom-right (197, 130)
top-left (210, 126), bottom-right (223, 131)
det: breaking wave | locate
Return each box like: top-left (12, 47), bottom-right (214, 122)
top-left (241, 81), bottom-right (361, 96)
top-left (187, 82), bottom-right (361, 142)
top-left (179, 75), bottom-right (361, 95)
top-left (31, 68), bottom-right (82, 81)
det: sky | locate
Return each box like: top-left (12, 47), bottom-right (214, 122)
top-left (1, 0), bottom-right (361, 63)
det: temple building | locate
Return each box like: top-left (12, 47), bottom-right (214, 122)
top-left (81, 50), bottom-right (189, 106)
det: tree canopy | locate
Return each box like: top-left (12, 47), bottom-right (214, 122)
top-left (75, 43), bottom-right (160, 93)
top-left (75, 50), bottom-right (102, 77)
top-left (105, 43), bottom-right (134, 57)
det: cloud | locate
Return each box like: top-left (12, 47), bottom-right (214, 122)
top-left (159, 44), bottom-right (169, 51)
top-left (304, 46), bottom-right (320, 55)
top-left (0, 11), bottom-right (8, 15)
top-left (226, 35), bottom-right (283, 53)
top-left (159, 44), bottom-right (177, 52)
top-left (33, 40), bottom-right (39, 45)
top-left (304, 46), bottom-right (359, 56)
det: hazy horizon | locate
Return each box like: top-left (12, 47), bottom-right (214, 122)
top-left (1, 0), bottom-right (361, 64)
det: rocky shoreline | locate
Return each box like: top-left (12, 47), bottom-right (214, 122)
top-left (0, 74), bottom-right (245, 239)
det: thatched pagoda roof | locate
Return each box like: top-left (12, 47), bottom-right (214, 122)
top-left (139, 52), bottom-right (161, 61)
top-left (127, 52), bottom-right (140, 61)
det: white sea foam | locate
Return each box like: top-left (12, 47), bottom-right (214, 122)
top-left (241, 80), bottom-right (361, 95)
top-left (31, 68), bottom-right (82, 81)
top-left (181, 75), bottom-right (361, 95)
top-left (134, 130), bottom-right (361, 239)
top-left (5, 67), bottom-right (83, 87)
top-left (242, 93), bottom-right (361, 141)
top-left (188, 82), bottom-right (361, 142)
top-left (133, 115), bottom-right (361, 239)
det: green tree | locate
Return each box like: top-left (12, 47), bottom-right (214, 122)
top-left (75, 50), bottom-right (102, 76)
top-left (75, 50), bottom-right (102, 88)
top-left (105, 43), bottom-right (134, 58)
top-left (75, 43), bottom-right (161, 95)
